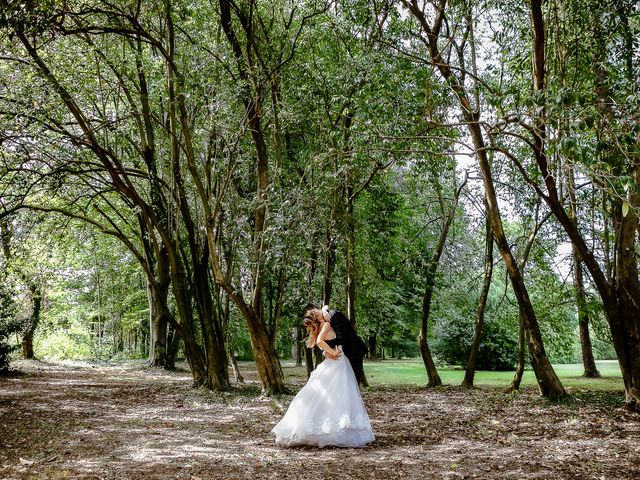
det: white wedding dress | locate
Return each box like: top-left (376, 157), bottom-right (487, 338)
top-left (272, 346), bottom-right (375, 448)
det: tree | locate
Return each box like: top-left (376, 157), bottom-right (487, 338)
top-left (400, 0), bottom-right (565, 399)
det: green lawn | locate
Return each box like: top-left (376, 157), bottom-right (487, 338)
top-left (363, 359), bottom-right (623, 391)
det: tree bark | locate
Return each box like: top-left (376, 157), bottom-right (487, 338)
top-left (418, 178), bottom-right (465, 387)
top-left (230, 352), bottom-right (244, 383)
top-left (148, 280), bottom-right (169, 368)
top-left (368, 333), bottom-right (378, 361)
top-left (567, 165), bottom-right (600, 378)
top-left (462, 205), bottom-right (493, 387)
top-left (216, 0), bottom-right (286, 394)
top-left (21, 283), bottom-right (41, 360)
top-left (292, 326), bottom-right (303, 367)
top-left (506, 313), bottom-right (528, 393)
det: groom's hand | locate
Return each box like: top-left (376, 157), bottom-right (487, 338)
top-left (325, 349), bottom-right (342, 360)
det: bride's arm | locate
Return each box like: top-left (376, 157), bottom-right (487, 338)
top-left (316, 323), bottom-right (341, 360)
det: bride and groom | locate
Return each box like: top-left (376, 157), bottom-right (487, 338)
top-left (271, 304), bottom-right (375, 448)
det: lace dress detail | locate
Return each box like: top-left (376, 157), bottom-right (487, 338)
top-left (272, 346), bottom-right (375, 448)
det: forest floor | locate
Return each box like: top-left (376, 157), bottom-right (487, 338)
top-left (1, 360), bottom-right (639, 480)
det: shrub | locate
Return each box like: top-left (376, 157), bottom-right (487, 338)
top-left (432, 312), bottom-right (519, 371)
top-left (0, 283), bottom-right (20, 372)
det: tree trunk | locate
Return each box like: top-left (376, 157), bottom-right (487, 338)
top-left (194, 245), bottom-right (231, 390)
top-left (368, 333), bottom-right (378, 361)
top-left (322, 226), bottom-right (336, 307)
top-left (566, 160), bottom-right (600, 378)
top-left (21, 334), bottom-right (34, 359)
top-left (419, 332), bottom-right (441, 387)
top-left (148, 280), bottom-right (168, 368)
top-left (217, 0), bottom-right (286, 395)
top-left (21, 284), bottom-right (41, 360)
top-left (419, 177), bottom-right (466, 388)
top-left (165, 323), bottom-right (179, 370)
top-left (343, 112), bottom-right (356, 324)
top-left (523, 1), bottom-right (640, 404)
top-left (305, 347), bottom-right (315, 378)
top-left (247, 313), bottom-right (287, 395)
top-left (171, 268), bottom-right (208, 386)
top-left (506, 311), bottom-right (529, 393)
top-left (462, 208), bottom-right (493, 387)
top-left (419, 271), bottom-right (442, 387)
top-left (612, 184), bottom-right (640, 406)
top-left (230, 352), bottom-right (244, 383)
top-left (292, 326), bottom-right (302, 367)
top-left (478, 142), bottom-right (564, 398)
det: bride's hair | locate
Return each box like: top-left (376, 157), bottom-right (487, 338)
top-left (303, 307), bottom-right (322, 348)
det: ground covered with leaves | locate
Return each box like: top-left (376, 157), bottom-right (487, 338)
top-left (1, 360), bottom-right (639, 479)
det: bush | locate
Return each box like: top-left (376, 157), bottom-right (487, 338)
top-left (35, 331), bottom-right (93, 359)
top-left (0, 283), bottom-right (20, 372)
top-left (432, 313), bottom-right (519, 371)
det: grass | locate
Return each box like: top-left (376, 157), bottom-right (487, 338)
top-left (361, 359), bottom-right (623, 391)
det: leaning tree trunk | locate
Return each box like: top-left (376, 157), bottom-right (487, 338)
top-left (247, 311), bottom-right (287, 395)
top-left (419, 175), bottom-right (466, 387)
top-left (506, 310), bottom-right (529, 393)
top-left (573, 252), bottom-right (600, 378)
top-left (473, 123), bottom-right (565, 400)
top-left (612, 181), bottom-right (640, 407)
top-left (566, 162), bottom-right (600, 377)
top-left (462, 208), bottom-right (493, 387)
top-left (419, 260), bottom-right (443, 387)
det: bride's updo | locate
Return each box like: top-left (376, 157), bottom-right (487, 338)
top-left (302, 304), bottom-right (322, 348)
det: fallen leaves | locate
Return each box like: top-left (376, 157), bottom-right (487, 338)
top-left (1, 360), bottom-right (639, 479)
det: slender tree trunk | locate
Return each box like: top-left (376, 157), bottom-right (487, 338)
top-left (165, 323), bottom-right (179, 370)
top-left (292, 326), bottom-right (303, 367)
top-left (230, 352), bottom-right (244, 383)
top-left (522, 1), bottom-right (640, 405)
top-left (419, 177), bottom-right (466, 387)
top-left (322, 226), bottom-right (336, 307)
top-left (217, 0), bottom-right (286, 394)
top-left (462, 207), bottom-right (493, 387)
top-left (419, 264), bottom-right (442, 388)
top-left (506, 314), bottom-right (529, 393)
top-left (194, 245), bottom-right (231, 390)
top-left (566, 152), bottom-right (600, 378)
top-left (474, 127), bottom-right (565, 399)
top-left (343, 112), bottom-right (356, 324)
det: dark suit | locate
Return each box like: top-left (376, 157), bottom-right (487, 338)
top-left (328, 310), bottom-right (368, 384)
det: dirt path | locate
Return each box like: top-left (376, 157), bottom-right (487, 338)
top-left (1, 360), bottom-right (639, 479)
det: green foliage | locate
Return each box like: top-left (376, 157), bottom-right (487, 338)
top-left (0, 280), bottom-right (20, 371)
top-left (433, 312), bottom-right (519, 371)
top-left (34, 330), bottom-right (93, 360)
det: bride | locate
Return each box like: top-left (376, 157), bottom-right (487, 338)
top-left (271, 308), bottom-right (375, 448)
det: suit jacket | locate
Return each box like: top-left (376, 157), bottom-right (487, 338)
top-left (328, 310), bottom-right (368, 384)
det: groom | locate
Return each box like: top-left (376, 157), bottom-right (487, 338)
top-left (303, 304), bottom-right (368, 384)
